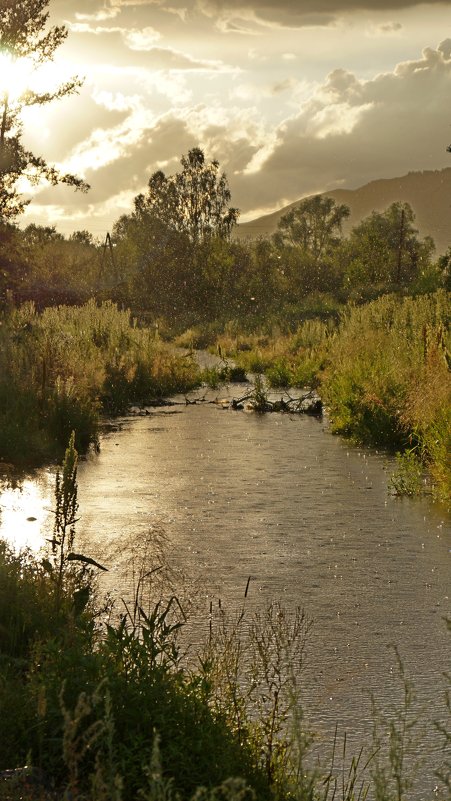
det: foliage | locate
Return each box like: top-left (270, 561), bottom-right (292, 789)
top-left (271, 196), bottom-right (350, 297)
top-left (250, 374), bottom-right (270, 411)
top-left (0, 444), bottom-right (271, 799)
top-left (112, 149), bottom-right (241, 322)
top-left (200, 600), bottom-right (313, 794)
top-left (0, 223), bottom-right (101, 305)
top-left (214, 291), bottom-right (450, 501)
top-left (0, 0), bottom-right (88, 220)
top-left (389, 451), bottom-right (424, 497)
top-left (265, 359), bottom-right (292, 388)
top-left (0, 448), bottom-right (449, 799)
top-left (342, 203), bottom-right (434, 288)
top-left (133, 148), bottom-right (239, 243)
top-left (0, 300), bottom-right (200, 464)
top-left (322, 291), bottom-right (451, 499)
top-left (273, 196), bottom-right (350, 261)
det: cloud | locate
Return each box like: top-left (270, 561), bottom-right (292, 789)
top-left (67, 20), bottom-right (230, 71)
top-left (123, 26), bottom-right (162, 49)
top-left (23, 2), bottom-right (451, 239)
top-left (366, 20), bottom-right (403, 36)
top-left (75, 8), bottom-right (121, 21)
top-left (196, 0), bottom-right (451, 29)
top-left (68, 21), bottom-right (161, 49)
top-left (227, 41), bottom-right (451, 214)
top-left (21, 89), bottom-right (129, 162)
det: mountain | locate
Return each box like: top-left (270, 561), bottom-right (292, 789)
top-left (235, 168), bottom-right (451, 254)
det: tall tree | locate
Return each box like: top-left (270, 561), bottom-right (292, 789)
top-left (272, 195), bottom-right (350, 294)
top-left (273, 195), bottom-right (350, 262)
top-left (134, 147), bottom-right (239, 243)
top-left (343, 202), bottom-right (434, 287)
top-left (0, 0), bottom-right (88, 220)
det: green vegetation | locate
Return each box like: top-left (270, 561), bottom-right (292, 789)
top-left (215, 292), bottom-right (451, 502)
top-left (0, 8), bottom-right (449, 795)
top-left (0, 151), bottom-right (449, 497)
top-left (388, 451), bottom-right (424, 497)
top-left (0, 438), bottom-right (449, 800)
top-left (0, 299), bottom-right (199, 465)
top-left (0, 439), bottom-right (269, 800)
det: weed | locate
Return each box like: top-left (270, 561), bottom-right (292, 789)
top-left (250, 375), bottom-right (270, 412)
top-left (370, 648), bottom-right (418, 801)
top-left (389, 451), bottom-right (424, 497)
top-left (0, 300), bottom-right (200, 465)
top-left (266, 359), bottom-right (292, 388)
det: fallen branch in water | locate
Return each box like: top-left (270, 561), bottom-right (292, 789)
top-left (129, 390), bottom-right (323, 415)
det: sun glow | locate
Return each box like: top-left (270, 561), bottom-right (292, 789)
top-left (0, 51), bottom-right (76, 102)
top-left (0, 53), bottom-right (35, 100)
top-left (0, 478), bottom-right (53, 554)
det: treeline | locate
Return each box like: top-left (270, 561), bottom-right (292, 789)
top-left (1, 149), bottom-right (450, 331)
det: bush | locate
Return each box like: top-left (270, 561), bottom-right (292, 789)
top-left (0, 300), bottom-right (200, 464)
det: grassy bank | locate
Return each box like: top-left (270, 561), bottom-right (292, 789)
top-left (321, 291), bottom-right (451, 499)
top-left (213, 291), bottom-right (451, 502)
top-left (0, 300), bottom-right (200, 466)
top-left (0, 437), bottom-right (449, 800)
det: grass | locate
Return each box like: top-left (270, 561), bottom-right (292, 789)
top-left (213, 291), bottom-right (450, 502)
top-left (0, 299), bottom-right (200, 465)
top-left (322, 291), bottom-right (451, 501)
top-left (0, 437), bottom-right (450, 800)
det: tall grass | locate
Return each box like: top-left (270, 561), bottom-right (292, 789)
top-left (215, 291), bottom-right (450, 501)
top-left (322, 291), bottom-right (450, 500)
top-left (0, 299), bottom-right (200, 464)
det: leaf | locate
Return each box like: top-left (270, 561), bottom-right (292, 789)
top-left (73, 586), bottom-right (90, 616)
top-left (66, 553), bottom-right (108, 571)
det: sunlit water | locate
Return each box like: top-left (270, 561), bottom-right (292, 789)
top-left (1, 382), bottom-right (450, 797)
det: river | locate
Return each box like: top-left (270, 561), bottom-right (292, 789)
top-left (1, 380), bottom-right (450, 796)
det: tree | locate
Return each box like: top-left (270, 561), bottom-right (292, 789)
top-left (0, 220), bottom-right (27, 297)
top-left (133, 147), bottom-right (239, 243)
top-left (112, 209), bottom-right (194, 317)
top-left (273, 195), bottom-right (350, 294)
top-left (343, 202), bottom-right (435, 287)
top-left (273, 195), bottom-right (350, 262)
top-left (0, 0), bottom-right (89, 220)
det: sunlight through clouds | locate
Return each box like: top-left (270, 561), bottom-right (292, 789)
top-left (18, 0), bottom-right (451, 234)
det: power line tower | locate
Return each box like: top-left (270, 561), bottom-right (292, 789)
top-left (99, 232), bottom-right (119, 288)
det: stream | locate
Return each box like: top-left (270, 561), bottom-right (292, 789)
top-left (1, 379), bottom-right (450, 796)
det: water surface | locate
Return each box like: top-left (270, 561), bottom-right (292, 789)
top-left (1, 385), bottom-right (449, 795)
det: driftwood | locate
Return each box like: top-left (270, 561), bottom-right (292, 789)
top-left (183, 389), bottom-right (322, 415)
top-left (129, 390), bottom-right (323, 416)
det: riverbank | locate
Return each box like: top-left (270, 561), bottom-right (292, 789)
top-left (0, 300), bottom-right (200, 466)
top-left (211, 291), bottom-right (450, 502)
top-left (1, 436), bottom-right (449, 800)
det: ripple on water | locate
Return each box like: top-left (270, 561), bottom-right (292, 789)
top-left (0, 389), bottom-right (450, 798)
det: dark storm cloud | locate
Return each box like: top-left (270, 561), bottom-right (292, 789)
top-left (197, 0), bottom-right (451, 27)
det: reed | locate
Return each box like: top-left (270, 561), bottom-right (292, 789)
top-left (0, 300), bottom-right (200, 464)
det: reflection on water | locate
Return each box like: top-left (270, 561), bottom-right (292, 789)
top-left (0, 385), bottom-right (450, 797)
top-left (0, 474), bottom-right (54, 552)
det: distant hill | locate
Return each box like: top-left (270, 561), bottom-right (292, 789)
top-left (235, 168), bottom-right (451, 254)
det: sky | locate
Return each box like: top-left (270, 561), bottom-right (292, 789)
top-left (14, 0), bottom-right (451, 236)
